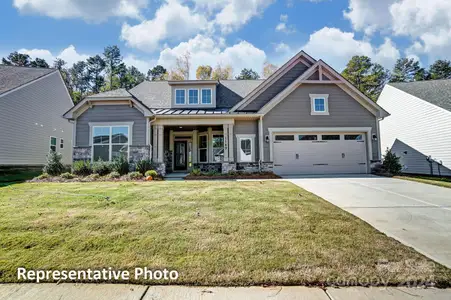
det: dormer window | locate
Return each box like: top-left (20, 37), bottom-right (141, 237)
top-left (202, 89), bottom-right (212, 104)
top-left (188, 89), bottom-right (199, 104)
top-left (310, 94), bottom-right (329, 115)
top-left (175, 89), bottom-right (186, 104)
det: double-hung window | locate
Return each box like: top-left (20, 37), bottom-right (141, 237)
top-left (92, 125), bottom-right (130, 161)
top-left (60, 138), bottom-right (64, 149)
top-left (212, 135), bottom-right (224, 162)
top-left (49, 137), bottom-right (57, 152)
top-left (201, 89), bottom-right (212, 104)
top-left (237, 135), bottom-right (255, 162)
top-left (310, 94), bottom-right (329, 115)
top-left (175, 89), bottom-right (186, 104)
top-left (198, 135), bottom-right (208, 163)
top-left (188, 89), bottom-right (199, 104)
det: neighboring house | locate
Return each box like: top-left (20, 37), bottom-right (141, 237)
top-left (0, 65), bottom-right (73, 167)
top-left (379, 80), bottom-right (451, 176)
top-left (63, 51), bottom-right (389, 176)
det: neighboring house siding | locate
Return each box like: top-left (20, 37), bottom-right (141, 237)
top-left (379, 85), bottom-right (451, 176)
top-left (0, 72), bottom-right (73, 165)
top-left (76, 105), bottom-right (147, 146)
top-left (241, 62), bottom-right (309, 111)
top-left (262, 84), bottom-right (379, 161)
top-left (234, 120), bottom-right (259, 161)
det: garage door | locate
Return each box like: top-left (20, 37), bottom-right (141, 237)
top-left (273, 133), bottom-right (368, 175)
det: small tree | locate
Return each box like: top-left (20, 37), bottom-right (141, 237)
top-left (383, 149), bottom-right (402, 175)
top-left (236, 68), bottom-right (260, 80)
top-left (43, 151), bottom-right (65, 176)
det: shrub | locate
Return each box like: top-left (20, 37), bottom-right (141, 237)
top-left (128, 171), bottom-right (143, 180)
top-left (136, 159), bottom-right (153, 175)
top-left (60, 172), bottom-right (75, 179)
top-left (145, 170), bottom-right (158, 179)
top-left (88, 173), bottom-right (100, 180)
top-left (37, 173), bottom-right (49, 180)
top-left (92, 159), bottom-right (112, 176)
top-left (43, 151), bottom-right (64, 176)
top-left (73, 160), bottom-right (92, 176)
top-left (107, 171), bottom-right (120, 179)
top-left (111, 154), bottom-right (129, 175)
top-left (383, 149), bottom-right (402, 175)
top-left (206, 170), bottom-right (220, 176)
top-left (190, 168), bottom-right (202, 176)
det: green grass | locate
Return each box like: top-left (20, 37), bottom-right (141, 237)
top-left (0, 181), bottom-right (450, 286)
top-left (396, 175), bottom-right (451, 189)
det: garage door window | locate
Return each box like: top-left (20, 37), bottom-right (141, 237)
top-left (298, 135), bottom-right (318, 141)
top-left (275, 135), bottom-right (294, 141)
top-left (345, 134), bottom-right (363, 141)
top-left (237, 135), bottom-right (255, 162)
top-left (322, 135), bottom-right (340, 141)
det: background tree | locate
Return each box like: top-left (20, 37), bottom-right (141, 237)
top-left (147, 65), bottom-right (167, 81)
top-left (175, 52), bottom-right (191, 80)
top-left (263, 62), bottom-right (278, 78)
top-left (236, 68), bottom-right (260, 80)
top-left (342, 55), bottom-right (390, 101)
top-left (69, 61), bottom-right (90, 103)
top-left (212, 64), bottom-right (233, 80)
top-left (30, 58), bottom-right (49, 68)
top-left (169, 70), bottom-right (185, 81)
top-left (429, 60), bottom-right (451, 80)
top-left (196, 65), bottom-right (213, 80)
top-left (122, 66), bottom-right (145, 89)
top-left (103, 45), bottom-right (122, 90)
top-left (2, 51), bottom-right (31, 66)
top-left (390, 58), bottom-right (422, 83)
top-left (86, 55), bottom-right (106, 93)
top-left (53, 58), bottom-right (72, 96)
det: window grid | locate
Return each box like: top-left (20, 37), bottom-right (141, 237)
top-left (188, 89), bottom-right (199, 104)
top-left (92, 126), bottom-right (129, 162)
top-left (175, 90), bottom-right (186, 104)
top-left (201, 89), bottom-right (212, 104)
top-left (314, 98), bottom-right (325, 112)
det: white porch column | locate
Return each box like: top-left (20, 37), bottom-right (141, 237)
top-left (223, 124), bottom-right (229, 162)
top-left (192, 130), bottom-right (198, 164)
top-left (157, 125), bottom-right (164, 163)
top-left (169, 130), bottom-right (174, 152)
top-left (152, 125), bottom-right (158, 162)
top-left (228, 124), bottom-right (234, 162)
top-left (208, 127), bottom-right (213, 163)
top-left (258, 117), bottom-right (264, 162)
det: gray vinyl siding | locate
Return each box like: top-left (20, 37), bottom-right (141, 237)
top-left (263, 84), bottom-right (379, 161)
top-left (234, 120), bottom-right (259, 161)
top-left (0, 72), bottom-right (73, 165)
top-left (390, 139), bottom-right (451, 176)
top-left (76, 105), bottom-right (147, 146)
top-left (241, 62), bottom-right (309, 111)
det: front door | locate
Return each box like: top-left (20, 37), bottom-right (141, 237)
top-left (174, 141), bottom-right (187, 171)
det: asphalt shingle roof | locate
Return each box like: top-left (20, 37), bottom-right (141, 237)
top-left (86, 88), bottom-right (132, 98)
top-left (0, 65), bottom-right (56, 95)
top-left (389, 80), bottom-right (451, 112)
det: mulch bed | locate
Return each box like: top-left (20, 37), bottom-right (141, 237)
top-left (184, 174), bottom-right (281, 180)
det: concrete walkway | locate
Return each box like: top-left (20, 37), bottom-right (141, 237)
top-left (1, 284), bottom-right (450, 299)
top-left (286, 174), bottom-right (451, 268)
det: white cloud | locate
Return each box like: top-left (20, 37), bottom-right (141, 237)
top-left (215, 0), bottom-right (274, 34)
top-left (274, 42), bottom-right (291, 53)
top-left (302, 27), bottom-right (399, 71)
top-left (343, 0), bottom-right (394, 35)
top-left (123, 55), bottom-right (157, 74)
top-left (157, 34), bottom-right (266, 78)
top-left (280, 14), bottom-right (288, 22)
top-left (275, 14), bottom-right (296, 34)
top-left (13, 0), bottom-right (148, 21)
top-left (17, 45), bottom-right (90, 67)
top-left (121, 0), bottom-right (209, 52)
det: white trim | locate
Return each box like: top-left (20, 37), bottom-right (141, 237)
top-left (310, 94), bottom-right (329, 115)
top-left (268, 127), bottom-right (372, 173)
top-left (188, 88), bottom-right (200, 105)
top-left (201, 88), bottom-right (213, 104)
top-left (154, 118), bottom-right (234, 126)
top-left (174, 89), bottom-right (186, 105)
top-left (90, 124), bottom-right (133, 162)
top-left (236, 134), bottom-right (256, 163)
top-left (223, 124), bottom-right (229, 162)
top-left (258, 116), bottom-right (264, 161)
top-left (376, 117), bottom-right (382, 161)
top-left (0, 70), bottom-right (58, 99)
top-left (146, 120), bottom-right (150, 145)
top-left (72, 120), bottom-right (77, 147)
top-left (228, 124), bottom-right (234, 162)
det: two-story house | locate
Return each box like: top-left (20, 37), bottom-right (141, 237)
top-left (63, 51), bottom-right (389, 176)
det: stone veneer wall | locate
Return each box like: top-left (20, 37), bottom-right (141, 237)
top-left (236, 162), bottom-right (274, 173)
top-left (193, 163), bottom-right (222, 173)
top-left (73, 147), bottom-right (91, 162)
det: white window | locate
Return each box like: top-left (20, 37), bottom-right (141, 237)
top-left (237, 134), bottom-right (255, 162)
top-left (188, 89), bottom-right (199, 104)
top-left (92, 125), bottom-right (130, 161)
top-left (49, 137), bottom-right (57, 152)
top-left (198, 134), bottom-right (208, 163)
top-left (212, 135), bottom-right (224, 162)
top-left (310, 94), bottom-right (329, 115)
top-left (175, 89), bottom-right (186, 104)
top-left (60, 138), bottom-right (64, 149)
top-left (201, 89), bottom-right (212, 104)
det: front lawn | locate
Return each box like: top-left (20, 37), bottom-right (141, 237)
top-left (396, 175), bottom-right (451, 189)
top-left (0, 181), bottom-right (450, 286)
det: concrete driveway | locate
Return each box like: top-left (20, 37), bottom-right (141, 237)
top-left (286, 175), bottom-right (451, 268)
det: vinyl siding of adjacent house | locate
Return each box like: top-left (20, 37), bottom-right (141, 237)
top-left (262, 84), bottom-right (379, 162)
top-left (234, 120), bottom-right (259, 162)
top-left (240, 62), bottom-right (309, 111)
top-left (379, 85), bottom-right (451, 176)
top-left (75, 105), bottom-right (147, 147)
top-left (0, 72), bottom-right (73, 165)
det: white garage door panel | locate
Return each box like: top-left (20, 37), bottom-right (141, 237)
top-left (273, 133), bottom-right (367, 175)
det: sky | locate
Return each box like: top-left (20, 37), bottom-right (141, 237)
top-left (1, 0), bottom-right (451, 78)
